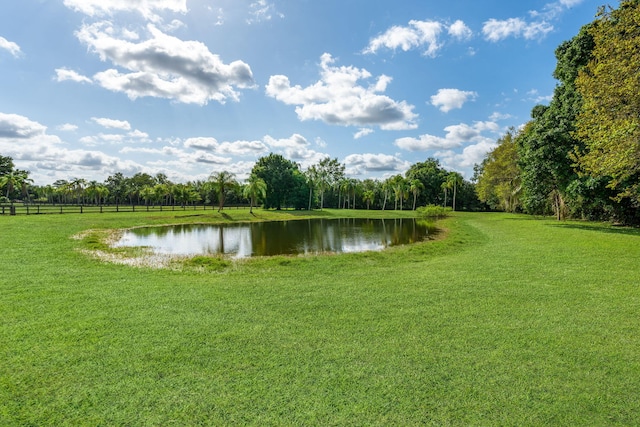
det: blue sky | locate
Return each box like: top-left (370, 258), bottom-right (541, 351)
top-left (0, 0), bottom-right (597, 185)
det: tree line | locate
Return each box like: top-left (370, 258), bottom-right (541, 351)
top-left (475, 0), bottom-right (640, 224)
top-left (0, 152), bottom-right (482, 212)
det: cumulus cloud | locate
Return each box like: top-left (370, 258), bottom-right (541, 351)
top-left (395, 121), bottom-right (499, 152)
top-left (0, 112), bottom-right (147, 183)
top-left (55, 68), bottom-right (92, 84)
top-left (448, 20), bottom-right (473, 41)
top-left (364, 20), bottom-right (444, 57)
top-left (91, 117), bottom-right (132, 130)
top-left (431, 88), bottom-right (478, 113)
top-left (75, 22), bottom-right (255, 105)
top-left (266, 53), bottom-right (417, 131)
top-left (0, 113), bottom-right (47, 139)
top-left (483, 18), bottom-right (553, 42)
top-left (63, 0), bottom-right (187, 22)
top-left (435, 139), bottom-right (499, 177)
top-left (482, 0), bottom-right (582, 43)
top-left (184, 137), bottom-right (267, 156)
top-left (344, 153), bottom-right (410, 176)
top-left (0, 36), bottom-right (21, 57)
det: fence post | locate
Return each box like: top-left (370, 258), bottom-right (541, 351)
top-left (80, 205), bottom-right (83, 214)
top-left (10, 205), bottom-right (16, 216)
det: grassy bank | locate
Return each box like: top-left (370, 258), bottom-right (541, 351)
top-left (1, 210), bottom-right (640, 425)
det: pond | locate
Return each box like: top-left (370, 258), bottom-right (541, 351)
top-left (114, 218), bottom-right (436, 258)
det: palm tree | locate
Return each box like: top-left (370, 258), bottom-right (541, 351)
top-left (95, 185), bottom-right (109, 206)
top-left (362, 190), bottom-right (375, 210)
top-left (305, 165), bottom-right (318, 211)
top-left (0, 170), bottom-right (31, 201)
top-left (209, 170), bottom-right (238, 212)
top-left (441, 181), bottom-right (449, 208)
top-left (391, 175), bottom-right (406, 210)
top-left (68, 177), bottom-right (87, 204)
top-left (409, 179), bottom-right (424, 211)
top-left (243, 176), bottom-right (267, 214)
top-left (446, 172), bottom-right (463, 211)
top-left (140, 185), bottom-right (155, 207)
top-left (381, 178), bottom-right (392, 210)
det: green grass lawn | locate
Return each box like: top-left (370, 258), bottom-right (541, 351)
top-left (1, 210), bottom-right (640, 425)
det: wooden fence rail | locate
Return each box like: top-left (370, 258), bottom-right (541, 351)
top-left (0, 204), bottom-right (250, 216)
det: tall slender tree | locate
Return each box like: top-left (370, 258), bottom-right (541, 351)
top-left (209, 171), bottom-right (238, 212)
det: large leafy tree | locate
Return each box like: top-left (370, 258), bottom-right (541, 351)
top-left (314, 157), bottom-right (344, 209)
top-left (405, 158), bottom-right (448, 206)
top-left (252, 154), bottom-right (308, 210)
top-left (475, 130), bottom-right (521, 212)
top-left (0, 155), bottom-right (14, 176)
top-left (575, 1), bottom-right (640, 206)
top-left (517, 24), bottom-right (595, 219)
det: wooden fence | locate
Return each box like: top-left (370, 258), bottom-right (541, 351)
top-left (0, 204), bottom-right (250, 216)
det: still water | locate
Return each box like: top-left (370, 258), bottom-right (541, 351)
top-left (114, 218), bottom-right (434, 258)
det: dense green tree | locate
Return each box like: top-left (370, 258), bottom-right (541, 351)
top-left (314, 157), bottom-right (345, 209)
top-left (405, 158), bottom-right (448, 206)
top-left (252, 154), bottom-right (309, 210)
top-left (0, 169), bottom-right (31, 201)
top-left (0, 155), bottom-right (14, 176)
top-left (105, 172), bottom-right (127, 205)
top-left (575, 1), bottom-right (640, 208)
top-left (475, 130), bottom-right (521, 212)
top-left (517, 23), bottom-right (595, 219)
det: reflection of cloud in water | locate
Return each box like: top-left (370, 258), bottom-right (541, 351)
top-left (114, 219), bottom-right (432, 258)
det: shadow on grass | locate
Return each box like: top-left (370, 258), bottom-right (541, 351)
top-left (547, 222), bottom-right (640, 237)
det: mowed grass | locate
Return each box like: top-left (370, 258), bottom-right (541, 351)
top-left (1, 209), bottom-right (640, 425)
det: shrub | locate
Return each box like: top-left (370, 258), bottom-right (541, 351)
top-left (416, 205), bottom-right (450, 219)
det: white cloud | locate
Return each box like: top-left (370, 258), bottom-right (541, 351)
top-left (63, 0), bottom-right (187, 22)
top-left (354, 128), bottom-right (374, 139)
top-left (0, 36), bottom-right (21, 57)
top-left (0, 113), bottom-right (47, 139)
top-left (184, 137), bottom-right (218, 151)
top-left (436, 139), bottom-right (499, 177)
top-left (217, 140), bottom-right (268, 156)
top-left (266, 53), bottom-right (417, 130)
top-left (91, 117), bottom-right (131, 130)
top-left (489, 112), bottom-right (513, 121)
top-left (76, 22), bottom-right (255, 105)
top-left (364, 20), bottom-right (443, 57)
top-left (184, 137), bottom-right (267, 156)
top-left (57, 123), bottom-right (79, 132)
top-left (431, 88), bottom-right (478, 113)
top-left (482, 18), bottom-right (553, 42)
top-left (448, 20), bottom-right (473, 41)
top-left (344, 153), bottom-right (410, 176)
top-left (558, 0), bottom-right (583, 6)
top-left (0, 112), bottom-right (147, 184)
top-left (395, 121), bottom-right (499, 152)
top-left (247, 0), bottom-right (284, 24)
top-left (55, 68), bottom-right (92, 84)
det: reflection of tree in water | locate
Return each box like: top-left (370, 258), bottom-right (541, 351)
top-left (122, 218), bottom-right (433, 257)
